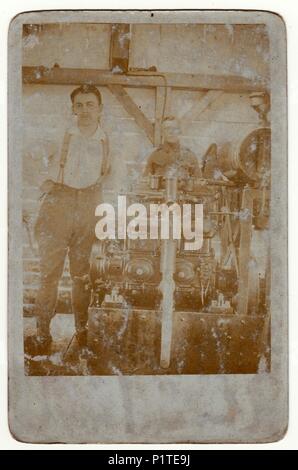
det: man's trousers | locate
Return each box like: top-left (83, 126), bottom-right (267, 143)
top-left (34, 183), bottom-right (102, 338)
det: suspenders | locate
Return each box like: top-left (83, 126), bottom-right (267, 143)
top-left (57, 129), bottom-right (109, 185)
top-left (57, 132), bottom-right (72, 184)
top-left (100, 139), bottom-right (110, 178)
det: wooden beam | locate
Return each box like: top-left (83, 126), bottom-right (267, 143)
top-left (108, 84), bottom-right (154, 144)
top-left (23, 66), bottom-right (269, 93)
top-left (180, 90), bottom-right (224, 122)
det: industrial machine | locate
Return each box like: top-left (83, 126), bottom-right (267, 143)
top-left (87, 125), bottom-right (271, 375)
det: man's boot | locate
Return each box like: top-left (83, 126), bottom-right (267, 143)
top-left (24, 318), bottom-right (52, 356)
top-left (25, 334), bottom-right (52, 356)
top-left (75, 328), bottom-right (88, 348)
top-left (75, 326), bottom-right (94, 360)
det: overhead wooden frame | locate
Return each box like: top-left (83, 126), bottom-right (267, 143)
top-left (22, 22), bottom-right (269, 145)
top-left (23, 66), bottom-right (268, 145)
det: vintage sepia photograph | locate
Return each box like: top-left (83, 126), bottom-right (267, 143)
top-left (7, 8), bottom-right (288, 444)
top-left (20, 20), bottom-right (272, 376)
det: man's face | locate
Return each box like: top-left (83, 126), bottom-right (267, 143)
top-left (73, 93), bottom-right (102, 127)
top-left (163, 119), bottom-right (180, 145)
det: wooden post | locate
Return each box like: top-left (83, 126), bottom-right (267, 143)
top-left (154, 86), bottom-right (165, 146)
top-left (110, 24), bottom-right (130, 73)
top-left (238, 188), bottom-right (254, 315)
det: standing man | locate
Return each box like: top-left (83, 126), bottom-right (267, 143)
top-left (28, 84), bottom-right (109, 355)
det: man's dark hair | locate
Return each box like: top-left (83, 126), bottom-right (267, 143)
top-left (70, 84), bottom-right (102, 105)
